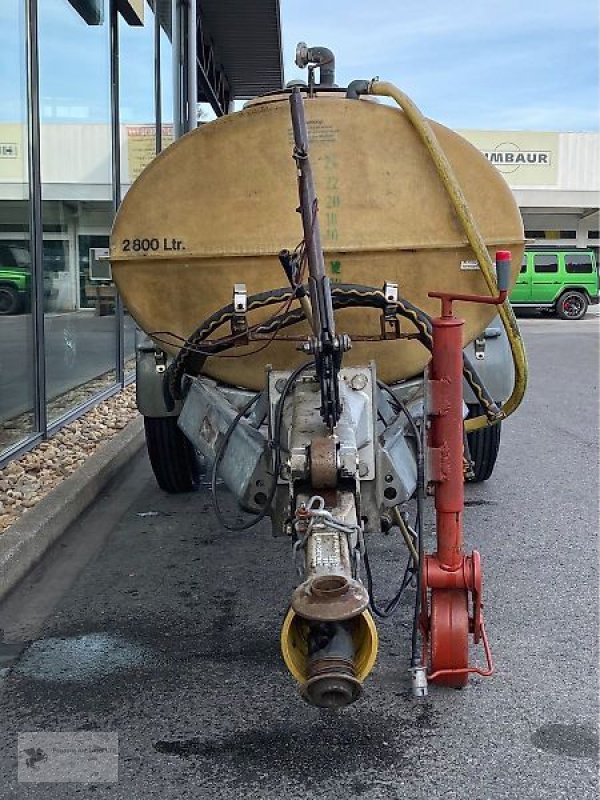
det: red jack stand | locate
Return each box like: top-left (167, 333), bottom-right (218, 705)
top-left (420, 251), bottom-right (512, 687)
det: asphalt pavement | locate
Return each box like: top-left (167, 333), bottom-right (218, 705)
top-left (0, 311), bottom-right (598, 799)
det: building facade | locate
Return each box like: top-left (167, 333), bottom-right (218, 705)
top-left (0, 0), bottom-right (282, 465)
top-left (460, 130), bottom-right (599, 251)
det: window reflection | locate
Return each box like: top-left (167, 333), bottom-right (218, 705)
top-left (119, 3), bottom-right (159, 373)
top-left (0, 0), bottom-right (36, 452)
top-left (39, 0), bottom-right (117, 422)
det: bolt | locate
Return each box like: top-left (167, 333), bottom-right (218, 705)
top-left (384, 473), bottom-right (394, 483)
top-left (358, 461), bottom-right (369, 478)
top-left (275, 378), bottom-right (286, 393)
top-left (350, 373), bottom-right (368, 391)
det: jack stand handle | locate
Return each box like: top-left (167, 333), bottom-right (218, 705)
top-left (495, 250), bottom-right (511, 292)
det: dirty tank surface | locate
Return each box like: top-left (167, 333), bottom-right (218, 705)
top-left (111, 96), bottom-right (524, 389)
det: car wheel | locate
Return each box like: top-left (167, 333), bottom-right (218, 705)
top-left (144, 416), bottom-right (200, 493)
top-left (465, 404), bottom-right (501, 482)
top-left (556, 291), bottom-right (588, 320)
top-left (0, 285), bottom-right (21, 316)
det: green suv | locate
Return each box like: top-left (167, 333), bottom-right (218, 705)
top-left (0, 243), bottom-right (32, 315)
top-left (0, 243), bottom-right (57, 315)
top-left (510, 249), bottom-right (599, 320)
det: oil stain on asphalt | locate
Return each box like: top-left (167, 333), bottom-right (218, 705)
top-left (153, 703), bottom-right (438, 789)
top-left (532, 723), bottom-right (599, 759)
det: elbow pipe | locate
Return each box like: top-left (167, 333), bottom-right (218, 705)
top-left (295, 43), bottom-right (336, 86)
top-left (346, 79), bottom-right (371, 100)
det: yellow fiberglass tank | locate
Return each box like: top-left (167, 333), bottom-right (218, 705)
top-left (110, 92), bottom-right (524, 390)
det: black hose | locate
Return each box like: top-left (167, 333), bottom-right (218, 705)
top-left (364, 540), bottom-right (415, 619)
top-left (166, 282), bottom-right (500, 424)
top-left (375, 379), bottom-right (425, 662)
top-left (411, 447), bottom-right (425, 668)
top-left (210, 393), bottom-right (263, 531)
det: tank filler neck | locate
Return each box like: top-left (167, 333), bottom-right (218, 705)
top-left (295, 42), bottom-right (336, 88)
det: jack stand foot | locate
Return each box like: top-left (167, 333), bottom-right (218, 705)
top-left (429, 589), bottom-right (469, 687)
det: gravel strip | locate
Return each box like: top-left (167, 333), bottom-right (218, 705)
top-left (0, 386), bottom-right (139, 533)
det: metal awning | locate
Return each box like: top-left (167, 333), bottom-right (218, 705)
top-left (197, 0), bottom-right (283, 100)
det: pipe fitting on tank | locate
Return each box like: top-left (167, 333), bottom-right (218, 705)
top-left (295, 42), bottom-right (336, 86)
top-left (346, 79), bottom-right (371, 100)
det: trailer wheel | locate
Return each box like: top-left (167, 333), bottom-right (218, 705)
top-left (466, 404), bottom-right (501, 483)
top-left (144, 416), bottom-right (200, 493)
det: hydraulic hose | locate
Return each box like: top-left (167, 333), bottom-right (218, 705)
top-left (365, 80), bottom-right (528, 431)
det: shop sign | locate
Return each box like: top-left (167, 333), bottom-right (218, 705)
top-left (460, 130), bottom-right (559, 186)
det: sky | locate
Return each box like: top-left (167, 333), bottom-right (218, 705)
top-left (0, 0), bottom-right (597, 132)
top-left (280, 0), bottom-right (599, 132)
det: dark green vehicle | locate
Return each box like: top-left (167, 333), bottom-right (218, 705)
top-left (0, 243), bottom-right (32, 315)
top-left (0, 243), bottom-right (58, 315)
top-left (510, 248), bottom-right (599, 320)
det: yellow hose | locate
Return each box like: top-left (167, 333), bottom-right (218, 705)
top-left (368, 80), bottom-right (528, 431)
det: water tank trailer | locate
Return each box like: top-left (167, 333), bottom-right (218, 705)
top-left (110, 45), bottom-right (528, 707)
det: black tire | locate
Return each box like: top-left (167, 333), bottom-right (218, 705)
top-left (144, 416), bottom-right (200, 493)
top-left (0, 284), bottom-right (21, 316)
top-left (556, 290), bottom-right (588, 320)
top-left (466, 404), bottom-right (501, 483)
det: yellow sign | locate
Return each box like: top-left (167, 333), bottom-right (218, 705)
top-left (126, 125), bottom-right (174, 182)
top-left (0, 124), bottom-right (26, 182)
top-left (459, 130), bottom-right (559, 187)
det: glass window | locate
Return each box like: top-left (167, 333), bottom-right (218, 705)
top-left (0, 1), bottom-right (36, 455)
top-left (119, 4), bottom-right (157, 373)
top-left (534, 255), bottom-right (558, 274)
top-left (520, 256), bottom-right (527, 273)
top-left (159, 1), bottom-right (174, 152)
top-left (120, 5), bottom-right (157, 196)
top-left (39, 0), bottom-right (117, 422)
top-left (565, 254), bottom-right (594, 274)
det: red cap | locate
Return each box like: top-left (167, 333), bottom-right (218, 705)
top-left (495, 250), bottom-right (512, 261)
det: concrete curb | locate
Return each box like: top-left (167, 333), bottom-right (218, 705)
top-left (0, 416), bottom-right (145, 600)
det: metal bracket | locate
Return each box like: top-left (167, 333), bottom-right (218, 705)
top-left (427, 444), bottom-right (449, 484)
top-left (474, 335), bottom-right (486, 361)
top-left (231, 283), bottom-right (248, 337)
top-left (154, 349), bottom-right (167, 374)
top-left (381, 281), bottom-right (401, 340)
